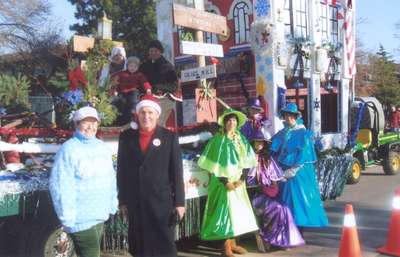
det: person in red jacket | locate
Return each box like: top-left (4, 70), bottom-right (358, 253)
top-left (389, 106), bottom-right (400, 132)
top-left (111, 56), bottom-right (152, 126)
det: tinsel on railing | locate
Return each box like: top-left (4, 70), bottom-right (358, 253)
top-left (101, 197), bottom-right (204, 253)
top-left (316, 154), bottom-right (352, 201)
top-left (0, 169), bottom-right (50, 199)
top-left (102, 214), bottom-right (129, 254)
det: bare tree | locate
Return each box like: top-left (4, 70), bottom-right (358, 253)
top-left (354, 17), bottom-right (375, 96)
top-left (0, 0), bottom-right (50, 50)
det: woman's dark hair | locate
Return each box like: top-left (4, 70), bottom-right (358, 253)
top-left (148, 40), bottom-right (164, 53)
top-left (281, 111), bottom-right (298, 119)
top-left (223, 113), bottom-right (238, 128)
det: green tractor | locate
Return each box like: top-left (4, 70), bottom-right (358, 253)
top-left (348, 97), bottom-right (400, 184)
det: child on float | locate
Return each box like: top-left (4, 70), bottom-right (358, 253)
top-left (240, 97), bottom-right (272, 140)
top-left (110, 56), bottom-right (152, 126)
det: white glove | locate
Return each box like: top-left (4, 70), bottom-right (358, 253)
top-left (283, 165), bottom-right (302, 179)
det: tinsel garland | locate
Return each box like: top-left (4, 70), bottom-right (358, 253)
top-left (101, 197), bottom-right (204, 253)
top-left (102, 214), bottom-right (129, 254)
top-left (0, 169), bottom-right (50, 199)
top-left (316, 154), bottom-right (352, 201)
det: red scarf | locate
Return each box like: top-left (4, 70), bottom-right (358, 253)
top-left (139, 128), bottom-right (156, 153)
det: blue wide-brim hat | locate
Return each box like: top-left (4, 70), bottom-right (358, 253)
top-left (218, 108), bottom-right (247, 128)
top-left (280, 102), bottom-right (301, 116)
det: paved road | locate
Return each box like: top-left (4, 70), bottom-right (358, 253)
top-left (103, 165), bottom-right (400, 257)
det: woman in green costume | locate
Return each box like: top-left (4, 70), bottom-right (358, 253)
top-left (198, 108), bottom-right (259, 257)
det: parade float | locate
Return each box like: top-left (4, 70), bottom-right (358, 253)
top-left (1, 0), bottom-right (389, 256)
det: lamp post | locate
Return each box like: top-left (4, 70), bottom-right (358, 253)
top-left (97, 12), bottom-right (112, 40)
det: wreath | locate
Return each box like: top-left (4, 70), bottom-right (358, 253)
top-left (285, 38), bottom-right (313, 81)
top-left (250, 19), bottom-right (275, 55)
top-left (319, 42), bottom-right (342, 84)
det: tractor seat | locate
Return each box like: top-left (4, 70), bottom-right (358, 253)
top-left (356, 129), bottom-right (372, 148)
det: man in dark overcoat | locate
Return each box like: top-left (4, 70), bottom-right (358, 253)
top-left (139, 40), bottom-right (179, 126)
top-left (117, 95), bottom-right (185, 257)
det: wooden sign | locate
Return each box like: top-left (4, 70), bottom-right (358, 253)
top-left (73, 35), bottom-right (95, 53)
top-left (181, 65), bottom-right (217, 82)
top-left (73, 36), bottom-right (124, 53)
top-left (181, 41), bottom-right (224, 57)
top-left (195, 88), bottom-right (217, 123)
top-left (173, 4), bottom-right (228, 36)
top-left (109, 40), bottom-right (124, 48)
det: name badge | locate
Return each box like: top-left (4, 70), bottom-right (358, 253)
top-left (153, 138), bottom-right (161, 147)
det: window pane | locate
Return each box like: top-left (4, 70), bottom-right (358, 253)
top-left (233, 2), bottom-right (250, 44)
top-left (329, 5), bottom-right (339, 45)
top-left (284, 0), bottom-right (294, 37)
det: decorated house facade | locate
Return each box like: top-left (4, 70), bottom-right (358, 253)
top-left (156, 0), bottom-right (356, 149)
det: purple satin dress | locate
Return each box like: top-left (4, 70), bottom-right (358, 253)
top-left (247, 156), bottom-right (305, 248)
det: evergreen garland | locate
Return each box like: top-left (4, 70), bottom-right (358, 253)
top-left (48, 71), bottom-right (70, 93)
top-left (83, 40), bottom-right (118, 126)
top-left (54, 39), bottom-right (118, 128)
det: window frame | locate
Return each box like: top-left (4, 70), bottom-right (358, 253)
top-left (284, 0), bottom-right (310, 39)
top-left (232, 1), bottom-right (251, 44)
top-left (320, 1), bottom-right (340, 45)
top-left (329, 5), bottom-right (339, 45)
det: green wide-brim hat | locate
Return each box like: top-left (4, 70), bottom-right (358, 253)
top-left (217, 108), bottom-right (247, 128)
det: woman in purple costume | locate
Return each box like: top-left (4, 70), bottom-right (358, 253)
top-left (247, 133), bottom-right (304, 249)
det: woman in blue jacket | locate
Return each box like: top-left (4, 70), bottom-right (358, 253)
top-left (49, 106), bottom-right (118, 257)
top-left (271, 103), bottom-right (328, 229)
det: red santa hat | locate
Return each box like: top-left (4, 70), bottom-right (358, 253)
top-left (135, 95), bottom-right (161, 114)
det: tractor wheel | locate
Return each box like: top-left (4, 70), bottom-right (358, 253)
top-left (347, 158), bottom-right (362, 184)
top-left (383, 150), bottom-right (400, 175)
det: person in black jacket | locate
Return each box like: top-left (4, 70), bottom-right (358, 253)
top-left (117, 95), bottom-right (185, 257)
top-left (139, 40), bottom-right (179, 126)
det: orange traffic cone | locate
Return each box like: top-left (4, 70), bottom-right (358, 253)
top-left (338, 204), bottom-right (363, 257)
top-left (377, 188), bottom-right (400, 257)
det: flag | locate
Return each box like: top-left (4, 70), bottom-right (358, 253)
top-left (343, 5), bottom-right (356, 76)
top-left (210, 56), bottom-right (220, 65)
top-left (322, 0), bottom-right (337, 6)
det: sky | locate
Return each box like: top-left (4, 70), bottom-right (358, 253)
top-left (51, 0), bottom-right (400, 62)
top-left (357, 0), bottom-right (399, 61)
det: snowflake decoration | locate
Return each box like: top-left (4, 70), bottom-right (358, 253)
top-left (314, 98), bottom-right (321, 110)
top-left (258, 64), bottom-right (266, 73)
top-left (255, 0), bottom-right (271, 17)
top-left (265, 57), bottom-right (273, 65)
top-left (266, 72), bottom-right (273, 81)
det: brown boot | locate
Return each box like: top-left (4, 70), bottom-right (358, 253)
top-left (231, 238), bottom-right (248, 254)
top-left (221, 239), bottom-right (235, 257)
